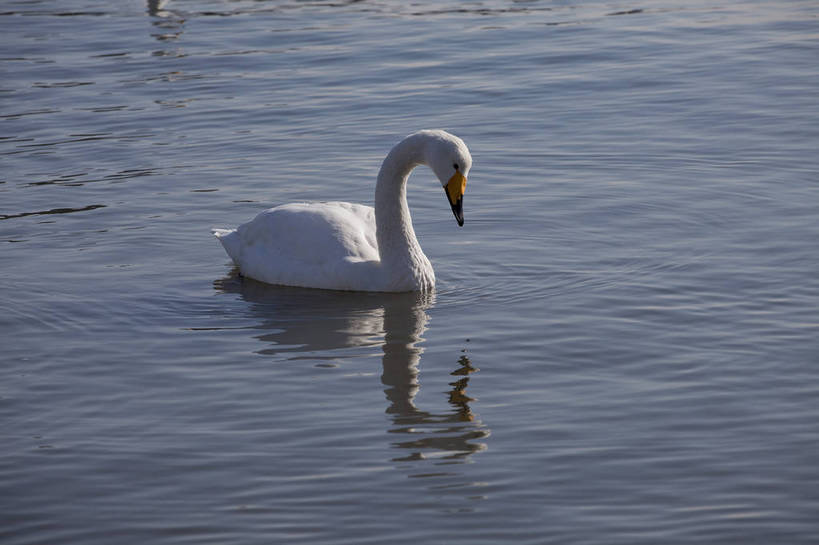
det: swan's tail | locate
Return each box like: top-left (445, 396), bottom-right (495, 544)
top-left (211, 228), bottom-right (241, 264)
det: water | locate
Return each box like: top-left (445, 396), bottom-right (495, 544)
top-left (2, 0), bottom-right (818, 543)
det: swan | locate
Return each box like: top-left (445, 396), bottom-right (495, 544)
top-left (212, 130), bottom-right (472, 292)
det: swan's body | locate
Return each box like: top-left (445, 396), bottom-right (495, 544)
top-left (213, 130), bottom-right (472, 292)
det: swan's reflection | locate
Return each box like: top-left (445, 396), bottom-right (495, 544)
top-left (147, 0), bottom-right (174, 18)
top-left (214, 270), bottom-right (489, 463)
top-left (147, 0), bottom-right (184, 43)
top-left (147, 0), bottom-right (167, 15)
top-left (381, 295), bottom-right (488, 462)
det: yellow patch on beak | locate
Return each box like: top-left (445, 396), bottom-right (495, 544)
top-left (446, 171), bottom-right (467, 205)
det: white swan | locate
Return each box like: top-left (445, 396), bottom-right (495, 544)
top-left (212, 130), bottom-right (472, 292)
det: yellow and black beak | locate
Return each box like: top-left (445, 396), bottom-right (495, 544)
top-left (445, 171), bottom-right (467, 226)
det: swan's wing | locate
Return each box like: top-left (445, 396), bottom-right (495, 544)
top-left (240, 202), bottom-right (377, 260)
top-left (215, 202), bottom-right (379, 288)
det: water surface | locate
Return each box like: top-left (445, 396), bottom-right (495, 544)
top-left (2, 1), bottom-right (819, 543)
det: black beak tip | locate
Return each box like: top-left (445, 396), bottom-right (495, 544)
top-left (451, 200), bottom-right (464, 226)
top-left (445, 188), bottom-right (464, 227)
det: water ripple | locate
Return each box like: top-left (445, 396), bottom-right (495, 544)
top-left (0, 204), bottom-right (106, 221)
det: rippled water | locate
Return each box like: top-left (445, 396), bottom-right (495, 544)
top-left (2, 1), bottom-right (819, 543)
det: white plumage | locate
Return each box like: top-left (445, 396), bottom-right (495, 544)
top-left (213, 130), bottom-right (472, 292)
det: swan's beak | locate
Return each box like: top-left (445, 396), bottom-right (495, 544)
top-left (445, 171), bottom-right (467, 226)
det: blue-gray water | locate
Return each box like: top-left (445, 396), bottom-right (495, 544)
top-left (2, 1), bottom-right (818, 543)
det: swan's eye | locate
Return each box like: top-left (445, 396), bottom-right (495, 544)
top-left (453, 163), bottom-right (459, 171)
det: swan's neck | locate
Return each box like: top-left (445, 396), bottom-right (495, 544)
top-left (375, 135), bottom-right (433, 288)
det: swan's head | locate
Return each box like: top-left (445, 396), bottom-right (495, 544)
top-left (421, 130), bottom-right (472, 227)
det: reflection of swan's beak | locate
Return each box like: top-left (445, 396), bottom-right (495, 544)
top-left (445, 171), bottom-right (466, 227)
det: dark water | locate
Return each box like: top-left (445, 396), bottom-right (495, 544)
top-left (2, 1), bottom-right (819, 543)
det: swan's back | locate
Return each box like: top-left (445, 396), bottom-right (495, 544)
top-left (213, 202), bottom-right (380, 290)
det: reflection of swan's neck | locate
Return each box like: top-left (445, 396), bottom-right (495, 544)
top-left (375, 135), bottom-right (432, 287)
top-left (381, 294), bottom-right (430, 414)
